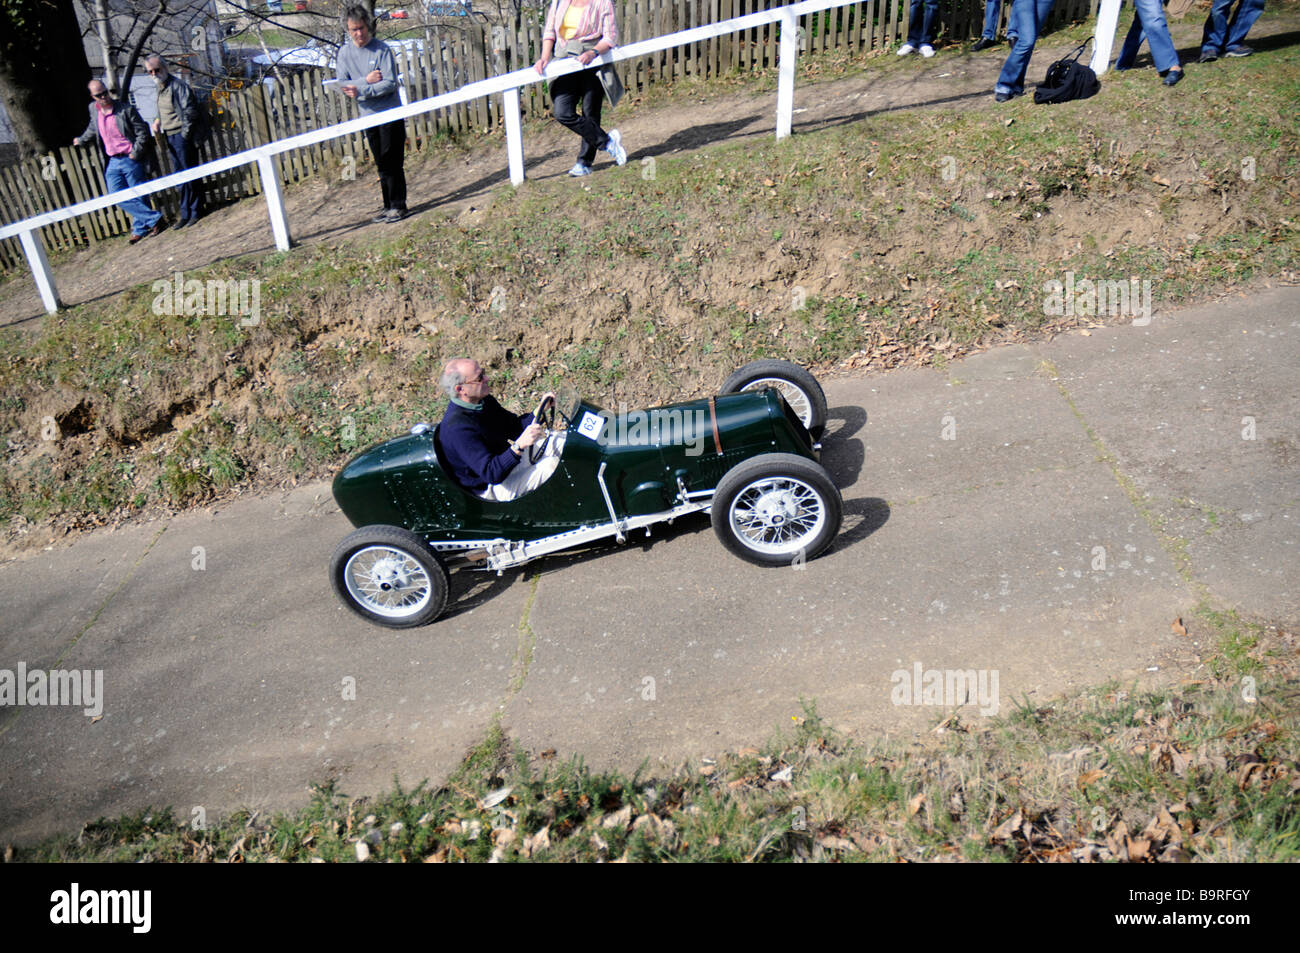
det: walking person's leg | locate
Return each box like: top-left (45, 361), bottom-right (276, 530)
top-left (108, 156), bottom-right (162, 235)
top-left (1133, 0), bottom-right (1181, 74)
top-left (1116, 7), bottom-right (1148, 70)
top-left (378, 120), bottom-right (407, 216)
top-left (167, 133), bottom-right (200, 224)
top-left (551, 71), bottom-right (606, 169)
top-left (1224, 0), bottom-right (1266, 53)
top-left (1201, 0), bottom-right (1233, 58)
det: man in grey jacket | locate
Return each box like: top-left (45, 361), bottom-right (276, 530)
top-left (147, 55), bottom-right (205, 229)
top-left (337, 6), bottom-right (407, 223)
top-left (73, 80), bottom-right (165, 243)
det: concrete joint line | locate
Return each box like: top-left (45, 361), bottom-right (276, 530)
top-left (501, 572), bottom-right (540, 714)
top-left (0, 523), bottom-right (169, 738)
top-left (1040, 361), bottom-right (1212, 604)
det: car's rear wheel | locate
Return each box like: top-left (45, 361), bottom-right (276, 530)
top-left (711, 454), bottom-right (842, 567)
top-left (720, 360), bottom-right (828, 439)
top-left (330, 525), bottom-right (449, 628)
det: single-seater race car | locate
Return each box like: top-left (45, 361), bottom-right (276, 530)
top-left (329, 360), bottom-right (842, 627)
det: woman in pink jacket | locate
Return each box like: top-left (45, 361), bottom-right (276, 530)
top-left (534, 0), bottom-right (628, 176)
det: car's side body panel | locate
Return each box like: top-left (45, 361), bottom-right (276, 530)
top-left (332, 389), bottom-right (817, 543)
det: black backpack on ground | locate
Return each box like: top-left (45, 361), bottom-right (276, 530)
top-left (1034, 40), bottom-right (1100, 105)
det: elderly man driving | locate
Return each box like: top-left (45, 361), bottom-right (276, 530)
top-left (438, 358), bottom-right (563, 501)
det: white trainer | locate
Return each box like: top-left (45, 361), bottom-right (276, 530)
top-left (605, 129), bottom-right (627, 166)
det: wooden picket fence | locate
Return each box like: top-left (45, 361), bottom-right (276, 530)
top-left (0, 0), bottom-right (1099, 271)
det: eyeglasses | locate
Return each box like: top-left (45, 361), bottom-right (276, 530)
top-left (91, 91), bottom-right (109, 99)
top-left (459, 370), bottom-right (486, 388)
top-left (146, 68), bottom-right (162, 75)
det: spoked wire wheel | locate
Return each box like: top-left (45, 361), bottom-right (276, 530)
top-left (728, 476), bottom-right (827, 556)
top-left (711, 454), bottom-right (842, 566)
top-left (330, 526), bottom-right (449, 627)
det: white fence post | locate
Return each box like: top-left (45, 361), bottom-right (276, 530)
top-left (19, 228), bottom-right (61, 314)
top-left (1091, 0), bottom-right (1122, 76)
top-left (257, 155), bottom-right (293, 251)
top-left (776, 8), bottom-right (798, 140)
top-left (504, 86), bottom-right (525, 186)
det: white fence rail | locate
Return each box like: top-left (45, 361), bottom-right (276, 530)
top-left (3, 0), bottom-right (1119, 314)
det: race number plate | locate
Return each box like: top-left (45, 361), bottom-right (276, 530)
top-left (576, 411), bottom-right (605, 440)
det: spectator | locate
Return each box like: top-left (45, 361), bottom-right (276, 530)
top-left (534, 0), bottom-right (627, 176)
top-left (337, 5), bottom-right (408, 223)
top-left (972, 0), bottom-right (1019, 51)
top-left (72, 80), bottom-right (166, 244)
top-left (1115, 0), bottom-right (1184, 86)
top-left (897, 0), bottom-right (941, 57)
top-left (146, 55), bottom-right (205, 229)
top-left (994, 0), bottom-right (1056, 101)
top-left (1200, 0), bottom-right (1266, 61)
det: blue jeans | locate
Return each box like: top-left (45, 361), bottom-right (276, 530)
top-left (1201, 0), bottom-right (1266, 55)
top-left (1116, 0), bottom-right (1181, 73)
top-left (995, 0), bottom-right (1056, 96)
top-left (166, 133), bottom-right (203, 221)
top-left (906, 0), bottom-right (940, 47)
top-left (105, 154), bottom-right (162, 235)
top-left (982, 0), bottom-right (1019, 40)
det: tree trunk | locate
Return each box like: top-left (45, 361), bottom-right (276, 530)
top-left (91, 0), bottom-right (117, 95)
top-left (0, 0), bottom-right (93, 158)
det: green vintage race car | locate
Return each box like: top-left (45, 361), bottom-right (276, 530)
top-left (329, 360), bottom-right (842, 627)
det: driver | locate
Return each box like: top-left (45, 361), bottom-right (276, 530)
top-left (437, 358), bottom-right (563, 501)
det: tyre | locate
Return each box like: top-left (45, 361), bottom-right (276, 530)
top-left (711, 454), bottom-right (843, 567)
top-left (720, 359), bottom-right (828, 439)
top-left (330, 525), bottom-right (449, 628)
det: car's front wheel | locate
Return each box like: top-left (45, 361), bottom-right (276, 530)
top-left (720, 359), bottom-right (828, 439)
top-left (711, 454), bottom-right (842, 567)
top-left (330, 525), bottom-right (449, 628)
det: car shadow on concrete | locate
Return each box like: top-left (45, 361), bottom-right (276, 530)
top-left (440, 512), bottom-right (714, 620)
top-left (821, 404), bottom-right (867, 490)
top-left (440, 566), bottom-right (527, 621)
top-left (830, 496), bottom-right (891, 558)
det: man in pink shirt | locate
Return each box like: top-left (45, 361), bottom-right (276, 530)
top-left (73, 80), bottom-right (166, 244)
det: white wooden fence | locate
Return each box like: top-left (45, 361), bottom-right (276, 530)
top-left (1, 0), bottom-right (1121, 314)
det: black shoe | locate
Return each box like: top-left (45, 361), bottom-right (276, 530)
top-left (1198, 50), bottom-right (1219, 63)
top-left (384, 208), bottom-right (407, 223)
top-left (172, 218), bottom-right (190, 230)
top-left (1225, 45), bottom-right (1253, 57)
top-left (971, 37), bottom-right (996, 51)
top-left (1163, 68), bottom-right (1184, 86)
top-left (995, 91), bottom-right (1014, 102)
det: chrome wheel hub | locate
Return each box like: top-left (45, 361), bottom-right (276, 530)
top-left (344, 546), bottom-right (432, 618)
top-left (729, 477), bottom-right (826, 555)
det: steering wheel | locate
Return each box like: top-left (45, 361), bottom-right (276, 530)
top-left (528, 394), bottom-right (555, 465)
